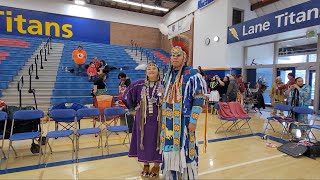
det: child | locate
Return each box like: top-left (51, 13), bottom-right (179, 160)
top-left (87, 62), bottom-right (97, 82)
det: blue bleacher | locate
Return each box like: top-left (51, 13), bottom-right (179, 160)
top-left (0, 34), bottom-right (169, 106)
top-left (143, 48), bottom-right (170, 68)
top-left (0, 35), bottom-right (43, 97)
top-left (50, 39), bottom-right (146, 105)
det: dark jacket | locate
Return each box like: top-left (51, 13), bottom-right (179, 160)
top-left (227, 80), bottom-right (238, 98)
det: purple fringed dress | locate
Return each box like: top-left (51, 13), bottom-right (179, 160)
top-left (122, 79), bottom-right (162, 163)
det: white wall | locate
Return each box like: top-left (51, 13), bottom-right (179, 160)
top-left (225, 0), bottom-right (258, 68)
top-left (162, 0), bottom-right (197, 26)
top-left (0, 0), bottom-right (162, 28)
top-left (193, 0), bottom-right (229, 68)
top-left (193, 0), bottom-right (257, 68)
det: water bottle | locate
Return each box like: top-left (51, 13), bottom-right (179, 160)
top-left (65, 66), bottom-right (68, 72)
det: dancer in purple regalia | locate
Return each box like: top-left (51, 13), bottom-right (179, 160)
top-left (122, 62), bottom-right (162, 178)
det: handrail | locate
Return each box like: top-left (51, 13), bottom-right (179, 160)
top-left (45, 48), bottom-right (47, 61)
top-left (135, 43), bottom-right (138, 56)
top-left (17, 76), bottom-right (24, 108)
top-left (140, 48), bottom-right (143, 61)
top-left (131, 40), bottom-right (134, 52)
top-left (34, 56), bottom-right (39, 79)
top-left (40, 49), bottom-right (44, 69)
top-left (28, 64), bottom-right (34, 93)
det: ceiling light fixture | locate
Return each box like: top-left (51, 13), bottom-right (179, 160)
top-left (75, 0), bottom-right (86, 5)
top-left (112, 0), bottom-right (169, 12)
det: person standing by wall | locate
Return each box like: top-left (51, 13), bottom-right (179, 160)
top-left (279, 73), bottom-right (296, 104)
top-left (236, 74), bottom-right (245, 105)
top-left (270, 76), bottom-right (285, 116)
top-left (226, 74), bottom-right (238, 102)
top-left (288, 77), bottom-right (311, 138)
top-left (219, 76), bottom-right (229, 102)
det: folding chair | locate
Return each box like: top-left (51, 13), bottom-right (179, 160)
top-left (264, 104), bottom-right (293, 139)
top-left (104, 107), bottom-right (130, 154)
top-left (292, 107), bottom-right (313, 140)
top-left (214, 103), bottom-right (240, 137)
top-left (0, 111), bottom-right (7, 160)
top-left (306, 111), bottom-right (320, 142)
top-left (49, 103), bottom-right (86, 130)
top-left (76, 108), bottom-right (103, 162)
top-left (227, 102), bottom-right (253, 134)
top-left (6, 110), bottom-right (44, 169)
top-left (44, 109), bottom-right (76, 164)
top-left (308, 117), bottom-right (320, 142)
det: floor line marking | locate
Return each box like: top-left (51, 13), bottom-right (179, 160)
top-left (199, 154), bottom-right (285, 176)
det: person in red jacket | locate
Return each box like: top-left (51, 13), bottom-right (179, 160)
top-left (278, 73), bottom-right (296, 103)
top-left (236, 74), bottom-right (245, 105)
top-left (87, 62), bottom-right (98, 82)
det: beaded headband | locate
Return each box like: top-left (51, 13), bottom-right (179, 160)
top-left (147, 61), bottom-right (158, 68)
top-left (171, 46), bottom-right (186, 59)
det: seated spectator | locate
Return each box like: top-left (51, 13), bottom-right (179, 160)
top-left (93, 56), bottom-right (101, 69)
top-left (98, 60), bottom-right (117, 75)
top-left (87, 62), bottom-right (97, 82)
top-left (93, 73), bottom-right (107, 96)
top-left (72, 45), bottom-right (87, 76)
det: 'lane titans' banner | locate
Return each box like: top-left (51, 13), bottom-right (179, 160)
top-left (0, 6), bottom-right (110, 44)
top-left (228, 0), bottom-right (320, 44)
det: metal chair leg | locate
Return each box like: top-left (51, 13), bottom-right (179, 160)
top-left (48, 142), bottom-right (53, 154)
top-left (5, 140), bottom-right (12, 170)
top-left (76, 135), bottom-right (79, 162)
top-left (43, 138), bottom-right (49, 164)
top-left (99, 132), bottom-right (103, 156)
top-left (71, 135), bottom-right (75, 162)
top-left (127, 131), bottom-right (131, 145)
top-left (235, 122), bottom-right (241, 135)
top-left (105, 132), bottom-right (110, 155)
top-left (38, 137), bottom-right (43, 165)
top-left (10, 143), bottom-right (18, 158)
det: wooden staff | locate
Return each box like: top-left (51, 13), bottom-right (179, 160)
top-left (204, 96), bottom-right (209, 153)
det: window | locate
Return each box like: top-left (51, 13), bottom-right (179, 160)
top-left (277, 55), bottom-right (307, 64)
top-left (232, 9), bottom-right (244, 25)
top-left (309, 54), bottom-right (317, 62)
top-left (246, 44), bottom-right (274, 65)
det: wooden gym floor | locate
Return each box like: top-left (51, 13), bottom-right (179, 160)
top-left (0, 108), bottom-right (319, 179)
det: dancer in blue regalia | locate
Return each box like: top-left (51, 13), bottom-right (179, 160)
top-left (160, 35), bottom-right (207, 179)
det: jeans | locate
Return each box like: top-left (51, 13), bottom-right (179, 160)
top-left (221, 94), bottom-right (227, 102)
top-left (75, 64), bottom-right (85, 75)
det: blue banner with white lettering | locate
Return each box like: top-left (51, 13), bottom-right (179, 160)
top-left (198, 0), bottom-right (215, 9)
top-left (0, 6), bottom-right (110, 44)
top-left (228, 0), bottom-right (319, 44)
